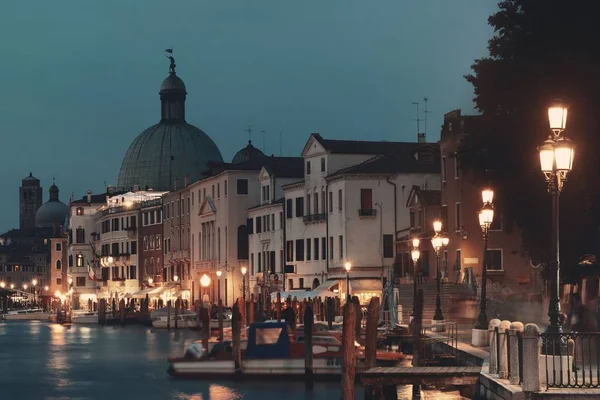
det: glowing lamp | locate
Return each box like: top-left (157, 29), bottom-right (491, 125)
top-left (411, 249), bottom-right (420, 263)
top-left (240, 267), bottom-right (247, 276)
top-left (412, 238), bottom-right (420, 248)
top-left (173, 275), bottom-right (179, 282)
top-left (442, 237), bottom-right (449, 246)
top-left (481, 188), bottom-right (494, 205)
top-left (539, 139), bottom-right (555, 173)
top-left (433, 220), bottom-right (442, 234)
top-left (216, 270), bottom-right (222, 277)
top-left (32, 278), bottom-right (38, 286)
top-left (344, 262), bottom-right (352, 272)
top-left (0, 282), bottom-right (5, 288)
top-left (431, 236), bottom-right (443, 251)
top-left (147, 278), bottom-right (153, 285)
top-left (548, 100), bottom-right (568, 132)
top-left (554, 138), bottom-right (575, 172)
top-left (200, 274), bottom-right (211, 288)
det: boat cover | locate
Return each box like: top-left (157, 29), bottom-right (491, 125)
top-left (246, 322), bottom-right (290, 359)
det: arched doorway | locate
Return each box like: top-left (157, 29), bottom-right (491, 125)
top-left (312, 278), bottom-right (320, 290)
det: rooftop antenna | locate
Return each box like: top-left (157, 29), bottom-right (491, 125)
top-left (279, 130), bottom-right (283, 157)
top-left (412, 101), bottom-right (421, 137)
top-left (261, 130), bottom-right (266, 153)
top-left (423, 97), bottom-right (431, 137)
top-left (245, 125), bottom-right (253, 143)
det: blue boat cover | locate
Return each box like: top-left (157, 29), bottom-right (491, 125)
top-left (245, 322), bottom-right (291, 359)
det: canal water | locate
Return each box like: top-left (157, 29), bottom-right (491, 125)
top-left (0, 321), bottom-right (359, 400)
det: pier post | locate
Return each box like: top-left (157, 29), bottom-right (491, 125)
top-left (411, 289), bottom-right (424, 399)
top-left (218, 299), bottom-right (224, 342)
top-left (509, 321), bottom-right (524, 385)
top-left (489, 319), bottom-right (501, 374)
top-left (167, 300), bottom-right (171, 330)
top-left (119, 299), bottom-right (125, 327)
top-left (364, 296), bottom-right (380, 400)
top-left (352, 296), bottom-right (362, 345)
top-left (98, 299), bottom-right (106, 326)
top-left (232, 303), bottom-right (242, 375)
top-left (304, 304), bottom-right (314, 390)
top-left (326, 297), bottom-right (333, 330)
top-left (342, 302), bottom-right (356, 400)
top-left (276, 292), bottom-right (281, 323)
top-left (292, 298), bottom-right (299, 326)
top-left (174, 298), bottom-right (179, 330)
top-left (498, 320), bottom-right (511, 379)
top-left (195, 300), bottom-right (201, 331)
top-left (249, 295), bottom-right (255, 324)
top-left (238, 298), bottom-right (246, 330)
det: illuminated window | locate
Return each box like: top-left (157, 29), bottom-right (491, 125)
top-left (76, 254), bottom-right (83, 267)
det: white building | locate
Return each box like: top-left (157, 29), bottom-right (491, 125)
top-left (66, 191), bottom-right (106, 309)
top-left (247, 159), bottom-right (304, 298)
top-left (95, 190), bottom-right (166, 299)
top-left (283, 134), bottom-right (440, 304)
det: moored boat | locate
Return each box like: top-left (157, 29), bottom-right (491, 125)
top-left (72, 311), bottom-right (98, 324)
top-left (3, 308), bottom-right (50, 321)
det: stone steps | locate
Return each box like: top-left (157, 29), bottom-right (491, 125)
top-left (397, 283), bottom-right (476, 323)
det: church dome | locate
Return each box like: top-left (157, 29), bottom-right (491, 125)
top-left (35, 184), bottom-right (68, 228)
top-left (232, 141), bottom-right (265, 164)
top-left (117, 54), bottom-right (223, 191)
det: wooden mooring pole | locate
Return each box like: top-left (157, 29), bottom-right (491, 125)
top-left (364, 297), bottom-right (380, 400)
top-left (342, 302), bottom-right (356, 400)
top-left (119, 299), bottom-right (125, 327)
top-left (166, 300), bottom-right (171, 330)
top-left (276, 292), bottom-right (281, 323)
top-left (232, 303), bottom-right (242, 375)
top-left (218, 299), bottom-right (224, 342)
top-left (304, 304), bottom-right (314, 390)
top-left (174, 298), bottom-right (179, 330)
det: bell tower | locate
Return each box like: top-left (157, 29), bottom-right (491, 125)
top-left (20, 172), bottom-right (42, 230)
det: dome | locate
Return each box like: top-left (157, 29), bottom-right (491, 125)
top-left (35, 184), bottom-right (68, 228)
top-left (232, 141), bottom-right (265, 164)
top-left (117, 55), bottom-right (223, 191)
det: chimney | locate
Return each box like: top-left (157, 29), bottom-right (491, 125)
top-left (418, 133), bottom-right (426, 143)
top-left (174, 178), bottom-right (179, 191)
top-left (184, 175), bottom-right (189, 187)
top-left (86, 190), bottom-right (92, 203)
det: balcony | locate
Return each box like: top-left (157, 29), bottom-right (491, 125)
top-left (358, 208), bottom-right (377, 217)
top-left (302, 213), bottom-right (327, 224)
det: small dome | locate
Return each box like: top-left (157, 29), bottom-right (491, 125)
top-left (36, 184), bottom-right (68, 228)
top-left (160, 74), bottom-right (186, 93)
top-left (232, 141), bottom-right (265, 164)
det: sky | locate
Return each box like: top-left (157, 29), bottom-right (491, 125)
top-left (0, 0), bottom-right (497, 232)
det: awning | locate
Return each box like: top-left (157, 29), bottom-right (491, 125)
top-left (350, 279), bottom-right (383, 293)
top-left (270, 289), bottom-right (338, 302)
top-left (312, 280), bottom-right (338, 293)
top-left (129, 287), bottom-right (155, 299)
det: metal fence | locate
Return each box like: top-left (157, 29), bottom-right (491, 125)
top-left (541, 332), bottom-right (600, 389)
top-left (419, 321), bottom-right (459, 363)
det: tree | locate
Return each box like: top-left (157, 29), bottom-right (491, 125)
top-left (459, 0), bottom-right (600, 278)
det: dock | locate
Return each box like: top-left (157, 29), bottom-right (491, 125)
top-left (361, 366), bottom-right (481, 386)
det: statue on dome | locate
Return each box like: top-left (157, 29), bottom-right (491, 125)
top-left (165, 48), bottom-right (176, 74)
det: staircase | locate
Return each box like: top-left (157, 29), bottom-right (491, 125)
top-left (398, 282), bottom-right (477, 324)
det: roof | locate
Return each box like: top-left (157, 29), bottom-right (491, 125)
top-left (406, 185), bottom-right (441, 207)
top-left (247, 198), bottom-right (285, 211)
top-left (312, 133), bottom-right (435, 155)
top-left (326, 144), bottom-right (440, 179)
top-left (232, 141), bottom-right (265, 164)
top-left (202, 156), bottom-right (304, 180)
top-left (71, 193), bottom-right (107, 205)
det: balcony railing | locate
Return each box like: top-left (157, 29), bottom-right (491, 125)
top-left (302, 213), bottom-right (327, 223)
top-left (358, 208), bottom-right (377, 217)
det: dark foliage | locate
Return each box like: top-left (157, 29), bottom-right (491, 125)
top-left (460, 0), bottom-right (600, 275)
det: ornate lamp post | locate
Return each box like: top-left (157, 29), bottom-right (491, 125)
top-left (241, 266), bottom-right (247, 301)
top-left (431, 220), bottom-right (449, 322)
top-left (538, 100), bottom-right (574, 335)
top-left (475, 189), bottom-right (494, 330)
top-left (344, 262), bottom-right (352, 304)
top-left (409, 239), bottom-right (420, 321)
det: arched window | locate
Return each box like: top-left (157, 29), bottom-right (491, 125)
top-left (237, 225), bottom-right (248, 260)
top-left (150, 258), bottom-right (155, 275)
top-left (144, 259), bottom-right (149, 276)
top-left (55, 259), bottom-right (62, 270)
top-left (312, 278), bottom-right (320, 290)
top-left (76, 254), bottom-right (83, 267)
top-left (76, 207), bottom-right (84, 216)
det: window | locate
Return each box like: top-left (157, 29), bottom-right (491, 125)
top-left (442, 205), bottom-right (448, 231)
top-left (295, 240), bottom-right (305, 261)
top-left (306, 160), bottom-right (311, 175)
top-left (143, 237), bottom-right (148, 251)
top-left (237, 179), bottom-right (248, 195)
top-left (328, 192), bottom-right (333, 213)
top-left (321, 237), bottom-right (326, 260)
top-left (131, 241), bottom-right (137, 255)
top-left (490, 213), bottom-right (502, 231)
top-left (250, 253), bottom-right (254, 275)
top-left (257, 253), bottom-right (262, 273)
top-left (455, 203), bottom-right (461, 231)
top-left (256, 216), bottom-right (262, 233)
top-left (271, 214), bottom-right (275, 231)
top-left (55, 243), bottom-right (62, 252)
top-left (55, 259), bottom-right (62, 270)
top-left (299, 278), bottom-right (304, 289)
top-left (247, 218), bottom-right (254, 234)
top-left (321, 158), bottom-right (325, 172)
top-left (383, 235), bottom-right (394, 258)
top-left (192, 192), bottom-right (195, 206)
top-left (76, 277), bottom-right (86, 287)
top-left (442, 156), bottom-right (447, 181)
top-left (129, 265), bottom-right (137, 280)
top-left (306, 194), bottom-right (311, 215)
top-left (224, 180), bottom-right (228, 196)
top-left (286, 241), bottom-right (294, 262)
top-left (455, 250), bottom-right (462, 271)
top-left (76, 207), bottom-right (84, 216)
top-left (237, 225), bottom-right (249, 260)
top-left (306, 239), bottom-right (312, 261)
top-left (217, 183), bottom-right (220, 198)
top-left (313, 193), bottom-right (319, 215)
top-left (454, 153), bottom-right (460, 179)
top-left (339, 235), bottom-right (343, 259)
top-left (338, 190), bottom-right (342, 211)
top-left (56, 278), bottom-right (62, 286)
top-left (76, 254), bottom-right (83, 267)
top-left (329, 237), bottom-right (334, 260)
top-left (288, 279), bottom-right (294, 290)
top-left (279, 212), bottom-right (283, 230)
top-left (314, 238), bottom-right (319, 260)
top-left (486, 249), bottom-right (503, 271)
top-left (286, 199), bottom-right (293, 218)
top-left (360, 189), bottom-right (373, 210)
top-left (130, 216), bottom-right (137, 228)
top-left (150, 212), bottom-right (155, 224)
top-left (76, 227), bottom-right (85, 244)
top-left (295, 197), bottom-right (304, 217)
top-left (68, 255), bottom-right (73, 267)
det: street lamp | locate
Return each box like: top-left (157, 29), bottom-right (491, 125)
top-left (10, 284), bottom-right (14, 290)
top-left (475, 189), bottom-right (494, 331)
top-left (173, 275), bottom-right (179, 282)
top-left (241, 266), bottom-right (247, 301)
top-left (0, 282), bottom-right (5, 289)
top-left (431, 220), bottom-right (449, 322)
top-left (148, 277), bottom-right (153, 286)
top-left (200, 274), bottom-right (211, 303)
top-left (344, 262), bottom-right (352, 304)
top-left (410, 239), bottom-right (420, 320)
top-left (32, 279), bottom-right (38, 305)
top-left (216, 270), bottom-right (222, 302)
top-left (538, 100), bottom-right (574, 337)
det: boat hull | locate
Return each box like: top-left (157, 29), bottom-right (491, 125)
top-left (3, 313), bottom-right (50, 321)
top-left (72, 315), bottom-right (98, 324)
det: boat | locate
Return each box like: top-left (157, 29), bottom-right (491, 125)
top-left (167, 321), bottom-right (350, 379)
top-left (151, 310), bottom-right (197, 329)
top-left (3, 308), bottom-right (50, 321)
top-left (72, 311), bottom-right (98, 324)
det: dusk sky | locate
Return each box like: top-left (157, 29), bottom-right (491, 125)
top-left (0, 1), bottom-right (497, 232)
